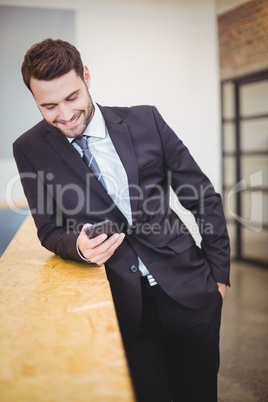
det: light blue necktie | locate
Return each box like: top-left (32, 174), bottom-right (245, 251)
top-left (74, 135), bottom-right (107, 191)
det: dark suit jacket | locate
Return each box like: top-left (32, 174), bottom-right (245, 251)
top-left (13, 105), bottom-right (230, 338)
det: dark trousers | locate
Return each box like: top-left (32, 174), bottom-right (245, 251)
top-left (124, 277), bottom-right (223, 402)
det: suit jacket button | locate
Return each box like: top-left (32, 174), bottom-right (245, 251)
top-left (130, 265), bottom-right (138, 273)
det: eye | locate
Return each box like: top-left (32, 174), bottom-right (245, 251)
top-left (68, 95), bottom-right (77, 102)
top-left (46, 105), bottom-right (56, 110)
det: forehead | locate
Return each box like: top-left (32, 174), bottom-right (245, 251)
top-left (30, 70), bottom-right (83, 104)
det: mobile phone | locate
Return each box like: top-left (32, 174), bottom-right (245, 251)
top-left (84, 220), bottom-right (118, 239)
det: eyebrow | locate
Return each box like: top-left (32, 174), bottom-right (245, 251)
top-left (40, 90), bottom-right (80, 107)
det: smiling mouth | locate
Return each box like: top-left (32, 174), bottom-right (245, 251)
top-left (58, 112), bottom-right (82, 127)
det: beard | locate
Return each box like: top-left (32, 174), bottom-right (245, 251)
top-left (46, 91), bottom-right (94, 138)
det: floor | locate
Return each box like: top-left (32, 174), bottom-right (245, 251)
top-left (219, 261), bottom-right (268, 402)
top-left (0, 209), bottom-right (267, 401)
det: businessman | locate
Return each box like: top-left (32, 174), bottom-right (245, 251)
top-left (14, 39), bottom-right (230, 402)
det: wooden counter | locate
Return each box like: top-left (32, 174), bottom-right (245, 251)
top-left (0, 215), bottom-right (134, 402)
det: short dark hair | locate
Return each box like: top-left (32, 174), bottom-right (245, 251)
top-left (21, 38), bottom-right (84, 91)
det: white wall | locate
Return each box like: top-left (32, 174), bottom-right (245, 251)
top-left (0, 3), bottom-right (75, 207)
top-left (0, 0), bottom-right (221, 210)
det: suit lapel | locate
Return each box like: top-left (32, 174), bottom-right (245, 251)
top-left (99, 106), bottom-right (140, 216)
top-left (46, 127), bottom-right (84, 176)
top-left (45, 122), bottom-right (130, 224)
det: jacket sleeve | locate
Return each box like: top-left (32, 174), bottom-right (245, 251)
top-left (152, 106), bottom-right (230, 286)
top-left (13, 140), bottom-right (85, 262)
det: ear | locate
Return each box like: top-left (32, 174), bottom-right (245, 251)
top-left (83, 66), bottom-right (90, 88)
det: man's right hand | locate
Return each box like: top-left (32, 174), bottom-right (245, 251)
top-left (77, 224), bottom-right (125, 265)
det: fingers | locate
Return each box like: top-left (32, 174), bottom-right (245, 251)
top-left (217, 282), bottom-right (226, 299)
top-left (89, 233), bottom-right (125, 265)
top-left (78, 224), bottom-right (125, 264)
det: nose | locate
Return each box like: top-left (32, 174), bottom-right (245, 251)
top-left (58, 104), bottom-right (73, 122)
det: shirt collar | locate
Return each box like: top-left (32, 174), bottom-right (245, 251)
top-left (67, 101), bottom-right (106, 143)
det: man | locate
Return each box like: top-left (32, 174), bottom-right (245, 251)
top-left (14, 38), bottom-right (230, 402)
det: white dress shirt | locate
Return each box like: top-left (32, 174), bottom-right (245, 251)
top-left (68, 102), bottom-right (150, 276)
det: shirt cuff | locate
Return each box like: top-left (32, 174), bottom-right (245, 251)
top-left (76, 237), bottom-right (92, 263)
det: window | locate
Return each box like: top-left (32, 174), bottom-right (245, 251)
top-left (221, 70), bottom-right (268, 266)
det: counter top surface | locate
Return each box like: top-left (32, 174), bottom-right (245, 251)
top-left (0, 215), bottom-right (134, 401)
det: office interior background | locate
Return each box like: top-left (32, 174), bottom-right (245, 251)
top-left (0, 0), bottom-right (267, 401)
